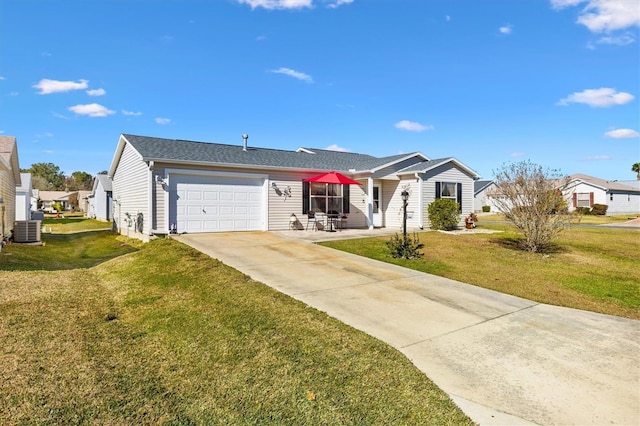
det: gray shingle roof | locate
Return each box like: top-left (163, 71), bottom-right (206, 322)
top-left (569, 174), bottom-right (640, 193)
top-left (96, 174), bottom-right (112, 191)
top-left (474, 180), bottom-right (494, 194)
top-left (122, 134), bottom-right (420, 173)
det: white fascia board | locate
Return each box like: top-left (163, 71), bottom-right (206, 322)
top-left (368, 152), bottom-right (430, 174)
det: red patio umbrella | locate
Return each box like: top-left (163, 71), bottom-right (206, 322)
top-left (304, 171), bottom-right (362, 185)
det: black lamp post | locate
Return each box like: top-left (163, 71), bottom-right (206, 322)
top-left (401, 190), bottom-right (409, 243)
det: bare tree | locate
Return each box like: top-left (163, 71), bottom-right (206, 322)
top-left (488, 160), bottom-right (577, 252)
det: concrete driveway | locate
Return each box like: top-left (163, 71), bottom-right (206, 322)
top-left (176, 231), bottom-right (639, 426)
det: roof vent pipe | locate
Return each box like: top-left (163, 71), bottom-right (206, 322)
top-left (242, 134), bottom-right (248, 151)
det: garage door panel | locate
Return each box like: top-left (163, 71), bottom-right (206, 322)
top-left (220, 191), bottom-right (234, 201)
top-left (203, 191), bottom-right (218, 201)
top-left (172, 174), bottom-right (265, 233)
top-left (187, 191), bottom-right (202, 200)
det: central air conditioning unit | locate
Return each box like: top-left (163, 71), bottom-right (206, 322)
top-left (13, 220), bottom-right (41, 243)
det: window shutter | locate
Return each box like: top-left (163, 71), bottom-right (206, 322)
top-left (435, 182), bottom-right (441, 199)
top-left (573, 193), bottom-right (577, 208)
top-left (342, 184), bottom-right (350, 213)
top-left (302, 181), bottom-right (310, 213)
top-left (457, 183), bottom-right (463, 212)
top-left (589, 192), bottom-right (594, 207)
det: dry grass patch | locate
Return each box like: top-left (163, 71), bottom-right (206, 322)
top-left (1, 233), bottom-right (472, 425)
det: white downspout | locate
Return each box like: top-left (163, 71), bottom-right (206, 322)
top-left (415, 173), bottom-right (424, 229)
top-left (367, 177), bottom-right (374, 229)
top-left (147, 161), bottom-right (154, 239)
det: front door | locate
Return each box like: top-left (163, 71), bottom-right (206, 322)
top-left (372, 185), bottom-right (382, 227)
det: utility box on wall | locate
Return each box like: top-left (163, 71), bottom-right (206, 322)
top-left (13, 220), bottom-right (41, 243)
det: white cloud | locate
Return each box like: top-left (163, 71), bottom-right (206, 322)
top-left (551, 0), bottom-right (640, 32)
top-left (394, 120), bottom-right (433, 132)
top-left (327, 0), bottom-right (353, 9)
top-left (594, 32), bottom-right (636, 45)
top-left (499, 24), bottom-right (513, 34)
top-left (122, 110), bottom-right (142, 116)
top-left (557, 87), bottom-right (634, 107)
top-left (155, 117), bottom-right (172, 125)
top-left (511, 152), bottom-right (526, 157)
top-left (270, 67), bottom-right (314, 83)
top-left (583, 155), bottom-right (612, 161)
top-left (325, 144), bottom-right (350, 152)
top-left (604, 128), bottom-right (640, 138)
top-left (236, 0), bottom-right (312, 10)
top-left (86, 88), bottom-right (106, 96)
top-left (33, 79), bottom-right (88, 95)
top-left (68, 103), bottom-right (115, 117)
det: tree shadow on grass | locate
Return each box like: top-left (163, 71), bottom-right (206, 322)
top-left (0, 230), bottom-right (139, 272)
top-left (491, 236), bottom-right (566, 254)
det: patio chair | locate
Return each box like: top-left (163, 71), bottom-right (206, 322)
top-left (336, 215), bottom-right (347, 230)
top-left (306, 211), bottom-right (325, 231)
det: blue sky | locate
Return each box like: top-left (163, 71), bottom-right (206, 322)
top-left (1, 0), bottom-right (638, 181)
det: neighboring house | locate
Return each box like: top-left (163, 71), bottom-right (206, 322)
top-left (15, 172), bottom-right (33, 220)
top-left (38, 191), bottom-right (75, 212)
top-left (619, 180), bottom-right (640, 190)
top-left (88, 174), bottom-right (113, 221)
top-left (108, 134), bottom-right (479, 241)
top-left (473, 180), bottom-right (500, 213)
top-left (0, 136), bottom-right (21, 240)
top-left (31, 189), bottom-right (39, 215)
top-left (77, 190), bottom-right (92, 213)
top-left (565, 174), bottom-right (640, 215)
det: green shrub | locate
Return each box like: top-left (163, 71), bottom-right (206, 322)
top-left (482, 205), bottom-right (491, 212)
top-left (591, 204), bottom-right (608, 215)
top-left (386, 232), bottom-right (424, 259)
top-left (427, 198), bottom-right (461, 230)
top-left (576, 207), bottom-right (591, 215)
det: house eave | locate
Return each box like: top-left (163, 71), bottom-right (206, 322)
top-left (145, 157), bottom-right (371, 177)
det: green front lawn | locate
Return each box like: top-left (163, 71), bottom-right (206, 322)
top-left (322, 223), bottom-right (640, 319)
top-left (0, 227), bottom-right (472, 424)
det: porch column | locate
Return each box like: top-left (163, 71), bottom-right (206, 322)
top-left (417, 174), bottom-right (424, 229)
top-left (367, 177), bottom-right (374, 229)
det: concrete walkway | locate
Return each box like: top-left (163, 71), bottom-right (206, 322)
top-left (176, 231), bottom-right (639, 426)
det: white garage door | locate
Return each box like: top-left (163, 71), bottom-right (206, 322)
top-left (171, 174), bottom-right (265, 233)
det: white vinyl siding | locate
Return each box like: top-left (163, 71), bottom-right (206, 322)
top-left (421, 163), bottom-right (475, 228)
top-left (607, 191), bottom-right (640, 215)
top-left (0, 164), bottom-right (16, 236)
top-left (94, 180), bottom-right (112, 222)
top-left (112, 142), bottom-right (150, 240)
top-left (267, 171), bottom-right (368, 230)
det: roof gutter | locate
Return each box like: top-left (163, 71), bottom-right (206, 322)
top-left (139, 157), bottom-right (372, 176)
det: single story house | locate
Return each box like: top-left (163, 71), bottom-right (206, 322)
top-left (565, 174), bottom-right (640, 215)
top-left (108, 134), bottom-right (479, 241)
top-left (15, 172), bottom-right (33, 221)
top-left (38, 191), bottom-right (75, 213)
top-left (0, 136), bottom-right (21, 240)
top-left (88, 174), bottom-right (113, 221)
top-left (473, 180), bottom-right (500, 213)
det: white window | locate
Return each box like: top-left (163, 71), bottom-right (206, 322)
top-left (576, 193), bottom-right (591, 207)
top-left (309, 183), bottom-right (343, 214)
top-left (440, 182), bottom-right (457, 200)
